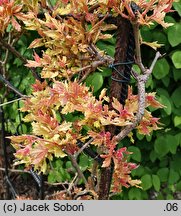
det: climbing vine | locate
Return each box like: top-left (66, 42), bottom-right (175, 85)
top-left (0, 0), bottom-right (177, 199)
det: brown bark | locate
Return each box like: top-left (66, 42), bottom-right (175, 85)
top-left (98, 16), bottom-right (132, 200)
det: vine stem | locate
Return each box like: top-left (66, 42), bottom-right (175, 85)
top-left (74, 138), bottom-right (94, 158)
top-left (66, 151), bottom-right (89, 190)
top-left (0, 73), bottom-right (26, 98)
top-left (133, 23), bottom-right (145, 72)
top-left (0, 37), bottom-right (41, 81)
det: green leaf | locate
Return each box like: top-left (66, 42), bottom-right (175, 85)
top-left (176, 181), bottom-right (181, 191)
top-left (79, 154), bottom-right (89, 171)
top-left (159, 158), bottom-right (168, 168)
top-left (48, 171), bottom-right (57, 183)
top-left (164, 16), bottom-right (176, 30)
top-left (161, 76), bottom-right (170, 87)
top-left (168, 23), bottom-right (181, 47)
top-left (86, 72), bottom-right (103, 92)
top-left (96, 41), bottom-right (115, 57)
top-left (136, 131), bottom-right (144, 140)
top-left (140, 28), bottom-right (152, 42)
top-left (168, 169), bottom-right (180, 185)
top-left (158, 95), bottom-right (172, 115)
top-left (171, 86), bottom-right (181, 108)
top-left (157, 88), bottom-right (170, 98)
top-left (131, 165), bottom-right (145, 177)
top-left (56, 167), bottom-right (69, 182)
top-left (166, 194), bottom-right (174, 200)
top-left (153, 58), bottom-right (170, 80)
top-left (132, 64), bottom-right (141, 74)
top-left (157, 168), bottom-right (169, 182)
top-left (166, 135), bottom-right (179, 154)
top-left (154, 136), bottom-right (169, 157)
top-left (146, 134), bottom-right (152, 142)
top-left (149, 150), bottom-right (157, 163)
top-left (101, 67), bottom-right (112, 77)
top-left (174, 116), bottom-right (181, 127)
top-left (128, 146), bottom-right (141, 162)
top-left (103, 36), bottom-right (116, 45)
top-left (175, 133), bottom-right (181, 147)
top-left (128, 188), bottom-right (142, 200)
top-left (66, 161), bottom-right (76, 173)
top-left (170, 154), bottom-right (181, 172)
top-left (171, 51), bottom-right (181, 69)
top-left (49, 0), bottom-right (58, 6)
top-left (152, 31), bottom-right (167, 44)
top-left (55, 159), bottom-right (63, 168)
top-left (173, 68), bottom-right (181, 81)
top-left (173, 0), bottom-right (181, 17)
top-left (141, 174), bottom-right (152, 190)
top-left (152, 175), bottom-right (160, 192)
top-left (20, 124), bottom-right (27, 134)
top-left (13, 58), bottom-right (23, 67)
top-left (48, 170), bottom-right (63, 183)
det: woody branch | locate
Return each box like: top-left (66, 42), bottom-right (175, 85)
top-left (115, 24), bottom-right (161, 142)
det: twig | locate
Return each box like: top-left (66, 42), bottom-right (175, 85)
top-left (115, 51), bottom-right (161, 142)
top-left (0, 37), bottom-right (27, 64)
top-left (148, 51), bottom-right (162, 75)
top-left (0, 73), bottom-right (26, 97)
top-left (66, 173), bottom-right (78, 197)
top-left (0, 33), bottom-right (12, 77)
top-left (142, 0), bottom-right (156, 17)
top-left (44, 181), bottom-right (69, 186)
top-left (77, 50), bottom-right (113, 83)
top-left (133, 23), bottom-right (145, 72)
top-left (0, 97), bottom-right (25, 107)
top-left (74, 138), bottom-right (94, 158)
top-left (0, 167), bottom-right (30, 174)
top-left (66, 151), bottom-right (89, 189)
top-left (0, 37), bottom-right (41, 81)
top-left (73, 189), bottom-right (98, 200)
top-left (45, 190), bottom-right (67, 199)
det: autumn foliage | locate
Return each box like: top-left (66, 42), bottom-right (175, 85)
top-left (1, 0), bottom-right (176, 199)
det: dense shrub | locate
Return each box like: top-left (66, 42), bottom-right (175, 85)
top-left (0, 0), bottom-right (181, 199)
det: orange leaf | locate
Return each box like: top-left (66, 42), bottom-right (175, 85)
top-left (11, 16), bottom-right (21, 31)
top-left (28, 38), bottom-right (44, 48)
top-left (101, 155), bottom-right (112, 168)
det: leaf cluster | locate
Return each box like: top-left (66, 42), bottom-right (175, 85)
top-left (0, 0), bottom-right (179, 199)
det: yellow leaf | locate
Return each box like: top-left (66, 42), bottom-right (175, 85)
top-left (141, 41), bottom-right (163, 50)
top-left (128, 132), bottom-right (134, 143)
top-left (52, 147), bottom-right (67, 158)
top-left (94, 121), bottom-right (101, 128)
top-left (32, 122), bottom-right (50, 137)
top-left (99, 88), bottom-right (107, 100)
top-left (40, 159), bottom-right (47, 174)
top-left (58, 121), bottom-right (72, 133)
top-left (56, 4), bottom-right (72, 15)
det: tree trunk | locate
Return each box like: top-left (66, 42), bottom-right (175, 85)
top-left (98, 16), bottom-right (135, 200)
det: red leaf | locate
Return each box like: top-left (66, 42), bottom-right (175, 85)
top-left (28, 38), bottom-right (44, 48)
top-left (11, 16), bottom-right (21, 31)
top-left (31, 143), bottom-right (48, 164)
top-left (16, 144), bottom-right (31, 157)
top-left (32, 80), bottom-right (47, 92)
top-left (0, 0), bottom-right (8, 6)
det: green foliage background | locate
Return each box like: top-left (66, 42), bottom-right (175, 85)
top-left (0, 1), bottom-right (181, 199)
